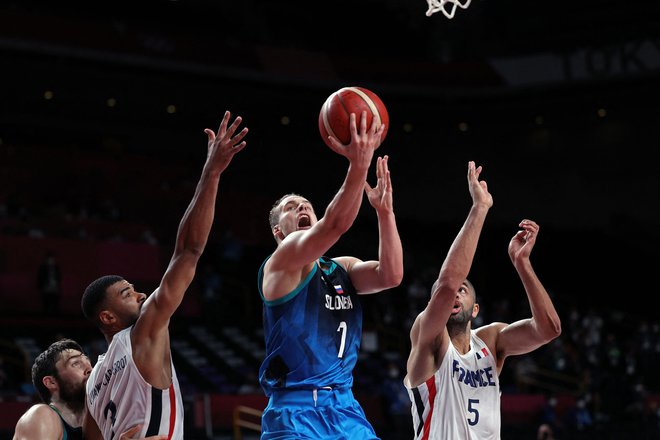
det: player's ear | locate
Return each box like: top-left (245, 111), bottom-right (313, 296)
top-left (272, 225), bottom-right (284, 241)
top-left (43, 375), bottom-right (57, 390)
top-left (471, 303), bottom-right (480, 319)
top-left (99, 310), bottom-right (115, 326)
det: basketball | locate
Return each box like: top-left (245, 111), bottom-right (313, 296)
top-left (318, 86), bottom-right (389, 149)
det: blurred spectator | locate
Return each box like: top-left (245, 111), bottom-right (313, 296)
top-left (220, 229), bottom-right (244, 263)
top-left (540, 396), bottom-right (562, 435)
top-left (564, 397), bottom-right (593, 436)
top-left (537, 423), bottom-right (556, 440)
top-left (404, 274), bottom-right (428, 329)
top-left (142, 228), bottom-right (159, 245)
top-left (380, 361), bottom-right (412, 440)
top-left (199, 263), bottom-right (224, 323)
top-left (36, 251), bottom-right (62, 314)
top-left (0, 355), bottom-right (9, 392)
top-left (511, 355), bottom-right (537, 393)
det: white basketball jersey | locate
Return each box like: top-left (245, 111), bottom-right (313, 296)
top-left (86, 327), bottom-right (184, 440)
top-left (406, 331), bottom-right (501, 440)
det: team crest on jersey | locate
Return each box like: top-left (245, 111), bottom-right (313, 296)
top-left (333, 284), bottom-right (344, 294)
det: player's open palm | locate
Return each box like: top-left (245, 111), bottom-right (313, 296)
top-left (365, 155), bottom-right (393, 213)
top-left (204, 110), bottom-right (248, 173)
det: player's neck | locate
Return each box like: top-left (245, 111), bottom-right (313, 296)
top-left (448, 324), bottom-right (472, 354)
top-left (103, 322), bottom-right (128, 343)
top-left (50, 398), bottom-right (84, 427)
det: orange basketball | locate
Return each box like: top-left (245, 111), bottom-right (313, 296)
top-left (318, 86), bottom-right (389, 149)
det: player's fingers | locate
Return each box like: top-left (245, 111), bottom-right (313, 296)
top-left (217, 110), bottom-right (231, 134)
top-left (119, 424), bottom-right (141, 439)
top-left (225, 115), bottom-right (243, 138)
top-left (369, 117), bottom-right (379, 134)
top-left (380, 155), bottom-right (389, 174)
top-left (521, 219), bottom-right (539, 229)
top-left (385, 170), bottom-right (393, 191)
top-left (359, 111), bottom-right (368, 133)
top-left (519, 220), bottom-right (538, 236)
top-left (374, 156), bottom-right (382, 177)
top-left (230, 127), bottom-right (249, 144)
top-left (348, 113), bottom-right (358, 136)
top-left (230, 141), bottom-right (247, 154)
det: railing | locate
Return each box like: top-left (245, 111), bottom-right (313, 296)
top-left (232, 405), bottom-right (263, 440)
top-left (518, 366), bottom-right (582, 395)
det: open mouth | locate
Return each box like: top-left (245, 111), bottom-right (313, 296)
top-left (451, 301), bottom-right (461, 314)
top-left (298, 215), bottom-right (311, 228)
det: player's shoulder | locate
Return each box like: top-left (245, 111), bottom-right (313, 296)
top-left (331, 255), bottom-right (360, 270)
top-left (474, 322), bottom-right (507, 345)
top-left (20, 403), bottom-right (57, 419)
top-left (14, 404), bottom-right (62, 437)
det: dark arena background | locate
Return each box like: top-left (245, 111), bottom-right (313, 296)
top-left (1, 1), bottom-right (659, 439)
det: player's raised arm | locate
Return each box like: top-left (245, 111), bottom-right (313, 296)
top-left (267, 111), bottom-right (384, 274)
top-left (81, 111), bottom-right (247, 440)
top-left (137, 111), bottom-right (247, 331)
top-left (406, 161), bottom-right (492, 386)
top-left (338, 155), bottom-right (403, 294)
top-left (492, 220), bottom-right (561, 364)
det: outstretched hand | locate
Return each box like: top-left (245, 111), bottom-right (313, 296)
top-left (203, 110), bottom-right (248, 173)
top-left (365, 155), bottom-right (393, 213)
top-left (467, 161), bottom-right (493, 209)
top-left (326, 111), bottom-right (386, 169)
top-left (508, 219), bottom-right (539, 264)
top-left (119, 424), bottom-right (167, 440)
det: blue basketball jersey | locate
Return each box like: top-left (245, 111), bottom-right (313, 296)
top-left (258, 256), bottom-right (363, 395)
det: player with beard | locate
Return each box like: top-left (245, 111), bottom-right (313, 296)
top-left (404, 161), bottom-right (562, 440)
top-left (13, 339), bottom-right (90, 440)
top-left (12, 339), bottom-right (163, 440)
top-left (80, 111), bottom-right (248, 440)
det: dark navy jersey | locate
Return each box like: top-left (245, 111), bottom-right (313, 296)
top-left (49, 404), bottom-right (83, 440)
top-left (258, 256), bottom-right (363, 395)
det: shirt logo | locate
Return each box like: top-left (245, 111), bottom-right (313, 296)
top-left (475, 347), bottom-right (489, 360)
top-left (334, 284), bottom-right (344, 294)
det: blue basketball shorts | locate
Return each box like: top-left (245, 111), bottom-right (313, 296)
top-left (260, 387), bottom-right (380, 440)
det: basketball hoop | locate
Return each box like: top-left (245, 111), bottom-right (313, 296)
top-left (426, 0), bottom-right (471, 19)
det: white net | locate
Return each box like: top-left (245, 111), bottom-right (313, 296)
top-left (425, 0), bottom-right (472, 18)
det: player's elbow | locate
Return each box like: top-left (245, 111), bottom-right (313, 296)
top-left (540, 316), bottom-right (562, 342)
top-left (550, 318), bottom-right (562, 339)
top-left (382, 269), bottom-right (403, 289)
top-left (176, 238), bottom-right (207, 260)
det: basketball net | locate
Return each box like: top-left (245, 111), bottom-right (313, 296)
top-left (426, 0), bottom-right (471, 18)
